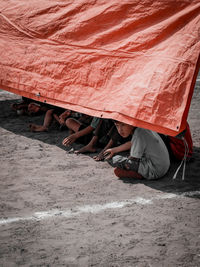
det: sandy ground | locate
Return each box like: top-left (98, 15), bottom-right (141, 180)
top-left (0, 75), bottom-right (200, 267)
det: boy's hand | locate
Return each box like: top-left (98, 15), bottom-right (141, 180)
top-left (103, 148), bottom-right (116, 160)
top-left (62, 133), bottom-right (77, 146)
top-left (93, 151), bottom-right (105, 161)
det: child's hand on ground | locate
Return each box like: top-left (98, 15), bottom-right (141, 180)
top-left (103, 148), bottom-right (116, 160)
top-left (62, 134), bottom-right (77, 146)
top-left (93, 151), bottom-right (105, 161)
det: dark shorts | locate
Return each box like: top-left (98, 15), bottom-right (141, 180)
top-left (94, 119), bottom-right (113, 147)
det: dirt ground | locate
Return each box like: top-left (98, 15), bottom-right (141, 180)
top-left (0, 75), bottom-right (200, 267)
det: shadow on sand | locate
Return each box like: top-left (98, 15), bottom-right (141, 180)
top-left (1, 98), bottom-right (200, 199)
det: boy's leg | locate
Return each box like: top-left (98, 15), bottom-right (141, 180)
top-left (75, 136), bottom-right (98, 154)
top-left (108, 155), bottom-right (143, 179)
top-left (107, 155), bottom-right (129, 169)
top-left (43, 109), bottom-right (54, 129)
top-left (66, 118), bottom-right (81, 133)
top-left (114, 168), bottom-right (143, 179)
top-left (75, 119), bottom-right (102, 153)
top-left (93, 119), bottom-right (103, 136)
top-left (53, 113), bottom-right (60, 124)
top-left (76, 119), bottom-right (109, 154)
top-left (29, 109), bottom-right (54, 132)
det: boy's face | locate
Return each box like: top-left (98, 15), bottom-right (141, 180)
top-left (28, 103), bottom-right (40, 114)
top-left (115, 121), bottom-right (135, 138)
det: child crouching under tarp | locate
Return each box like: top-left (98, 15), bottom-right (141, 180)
top-left (104, 120), bottom-right (170, 180)
top-left (11, 97), bottom-right (49, 116)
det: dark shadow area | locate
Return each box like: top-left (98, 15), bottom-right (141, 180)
top-left (0, 98), bottom-right (91, 153)
top-left (1, 97), bottom-right (200, 198)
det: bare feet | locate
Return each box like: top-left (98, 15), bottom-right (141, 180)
top-left (29, 124), bottom-right (48, 132)
top-left (75, 145), bottom-right (97, 154)
top-left (93, 153), bottom-right (104, 161)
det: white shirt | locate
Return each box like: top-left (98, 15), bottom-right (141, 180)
top-left (131, 128), bottom-right (170, 179)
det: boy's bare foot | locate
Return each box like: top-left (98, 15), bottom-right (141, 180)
top-left (29, 124), bottom-right (48, 132)
top-left (93, 152), bottom-right (104, 161)
top-left (75, 145), bottom-right (96, 154)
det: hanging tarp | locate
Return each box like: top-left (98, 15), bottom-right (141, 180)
top-left (0, 0), bottom-right (200, 136)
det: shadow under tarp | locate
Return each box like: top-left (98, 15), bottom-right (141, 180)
top-left (0, 95), bottom-right (200, 198)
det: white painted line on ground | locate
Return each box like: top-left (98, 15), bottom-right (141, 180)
top-left (0, 191), bottom-right (199, 226)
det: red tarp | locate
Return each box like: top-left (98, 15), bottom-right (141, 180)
top-left (0, 0), bottom-right (199, 136)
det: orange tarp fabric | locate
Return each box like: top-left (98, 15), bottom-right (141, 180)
top-left (0, 0), bottom-right (199, 136)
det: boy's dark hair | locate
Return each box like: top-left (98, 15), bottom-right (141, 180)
top-left (112, 119), bottom-right (120, 124)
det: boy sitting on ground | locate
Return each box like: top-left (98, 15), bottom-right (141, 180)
top-left (74, 118), bottom-right (113, 154)
top-left (29, 108), bottom-right (71, 132)
top-left (62, 116), bottom-right (101, 147)
top-left (11, 98), bottom-right (48, 116)
top-left (93, 123), bottom-right (132, 161)
top-left (104, 121), bottom-right (170, 180)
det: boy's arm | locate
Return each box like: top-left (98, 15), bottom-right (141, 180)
top-left (94, 138), bottom-right (114, 161)
top-left (59, 110), bottom-right (71, 120)
top-left (75, 125), bottom-right (94, 138)
top-left (104, 141), bottom-right (131, 159)
top-left (58, 110), bottom-right (71, 125)
top-left (102, 139), bottom-right (114, 153)
top-left (62, 125), bottom-right (94, 146)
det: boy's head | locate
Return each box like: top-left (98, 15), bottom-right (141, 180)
top-left (28, 103), bottom-right (41, 115)
top-left (114, 120), bottom-right (135, 138)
